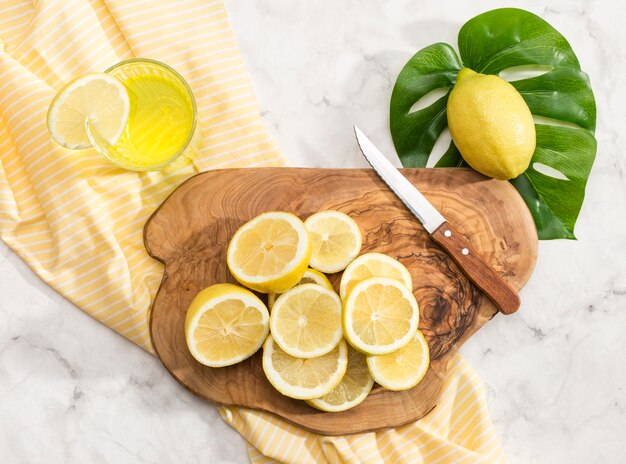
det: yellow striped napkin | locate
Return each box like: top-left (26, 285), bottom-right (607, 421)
top-left (224, 355), bottom-right (505, 463)
top-left (0, 0), bottom-right (282, 350)
top-left (0, 1), bottom-right (505, 462)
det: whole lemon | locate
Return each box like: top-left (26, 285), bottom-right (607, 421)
top-left (447, 68), bottom-right (536, 180)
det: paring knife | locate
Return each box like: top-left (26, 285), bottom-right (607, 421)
top-left (354, 126), bottom-right (520, 315)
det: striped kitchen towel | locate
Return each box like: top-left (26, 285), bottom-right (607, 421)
top-left (0, 0), bottom-right (282, 350)
top-left (223, 355), bottom-right (506, 463)
top-left (0, 1), bottom-right (505, 462)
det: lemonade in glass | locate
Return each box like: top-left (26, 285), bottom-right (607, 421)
top-left (92, 59), bottom-right (197, 170)
top-left (47, 58), bottom-right (197, 171)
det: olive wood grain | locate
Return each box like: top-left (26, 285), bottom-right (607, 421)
top-left (431, 221), bottom-right (521, 315)
top-left (145, 167), bottom-right (538, 435)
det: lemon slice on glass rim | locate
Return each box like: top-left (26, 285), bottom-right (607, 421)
top-left (47, 73), bottom-right (130, 149)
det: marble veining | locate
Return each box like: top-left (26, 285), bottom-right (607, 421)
top-left (1, 1), bottom-right (625, 462)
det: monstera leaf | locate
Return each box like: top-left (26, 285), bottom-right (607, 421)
top-left (390, 8), bottom-right (597, 239)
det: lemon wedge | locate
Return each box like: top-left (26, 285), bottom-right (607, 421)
top-left (339, 252), bottom-right (412, 300)
top-left (367, 330), bottom-right (430, 391)
top-left (304, 210), bottom-right (362, 273)
top-left (184, 283), bottom-right (269, 368)
top-left (307, 344), bottom-right (374, 412)
top-left (268, 268), bottom-right (333, 309)
top-left (47, 73), bottom-right (130, 149)
top-left (343, 277), bottom-right (419, 355)
top-left (227, 212), bottom-right (311, 294)
top-left (270, 284), bottom-right (342, 358)
top-left (262, 335), bottom-right (348, 400)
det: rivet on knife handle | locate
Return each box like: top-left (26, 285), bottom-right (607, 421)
top-left (430, 221), bottom-right (520, 315)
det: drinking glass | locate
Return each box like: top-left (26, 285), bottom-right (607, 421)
top-left (87, 58), bottom-right (198, 171)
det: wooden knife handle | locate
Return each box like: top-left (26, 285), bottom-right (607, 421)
top-left (431, 221), bottom-right (520, 315)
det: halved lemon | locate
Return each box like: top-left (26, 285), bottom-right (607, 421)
top-left (262, 335), bottom-right (348, 400)
top-left (47, 73), bottom-right (130, 149)
top-left (184, 283), bottom-right (269, 368)
top-left (267, 268), bottom-right (333, 309)
top-left (227, 212), bottom-right (311, 294)
top-left (307, 344), bottom-right (374, 412)
top-left (339, 252), bottom-right (412, 300)
top-left (304, 210), bottom-right (362, 274)
top-left (367, 330), bottom-right (430, 391)
top-left (343, 277), bottom-right (419, 355)
top-left (270, 284), bottom-right (342, 358)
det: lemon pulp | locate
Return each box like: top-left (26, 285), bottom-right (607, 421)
top-left (227, 212), bottom-right (311, 294)
top-left (343, 277), bottom-right (419, 355)
top-left (184, 284), bottom-right (269, 368)
top-left (366, 330), bottom-right (430, 391)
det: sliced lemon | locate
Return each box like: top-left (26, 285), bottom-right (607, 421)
top-left (307, 344), bottom-right (374, 412)
top-left (262, 335), bottom-right (348, 400)
top-left (184, 283), bottom-right (269, 368)
top-left (304, 210), bottom-right (362, 274)
top-left (339, 252), bottom-right (412, 300)
top-left (270, 284), bottom-right (342, 358)
top-left (47, 73), bottom-right (130, 149)
top-left (267, 268), bottom-right (333, 309)
top-left (367, 330), bottom-right (430, 391)
top-left (343, 277), bottom-right (419, 355)
top-left (227, 212), bottom-right (311, 294)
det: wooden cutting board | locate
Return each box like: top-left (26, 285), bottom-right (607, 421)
top-left (145, 167), bottom-right (537, 435)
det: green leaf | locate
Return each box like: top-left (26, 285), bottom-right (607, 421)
top-left (458, 8), bottom-right (580, 74)
top-left (511, 67), bottom-right (596, 133)
top-left (390, 43), bottom-right (461, 167)
top-left (389, 8), bottom-right (597, 239)
top-left (512, 124), bottom-right (596, 239)
top-left (435, 142), bottom-right (466, 168)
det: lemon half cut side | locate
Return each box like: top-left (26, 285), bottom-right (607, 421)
top-left (367, 330), bottom-right (430, 391)
top-left (270, 283), bottom-right (343, 358)
top-left (268, 268), bottom-right (333, 309)
top-left (227, 212), bottom-right (311, 294)
top-left (343, 277), bottom-right (419, 355)
top-left (307, 344), bottom-right (374, 412)
top-left (262, 335), bottom-right (348, 400)
top-left (184, 283), bottom-right (270, 368)
top-left (305, 210), bottom-right (362, 274)
top-left (340, 252), bottom-right (412, 300)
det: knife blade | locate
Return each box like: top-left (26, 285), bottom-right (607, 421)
top-left (354, 126), bottom-right (520, 315)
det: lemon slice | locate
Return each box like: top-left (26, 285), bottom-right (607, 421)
top-left (262, 335), bottom-right (348, 400)
top-left (307, 344), bottom-right (374, 412)
top-left (343, 277), bottom-right (419, 355)
top-left (227, 212), bottom-right (311, 294)
top-left (304, 211), bottom-right (362, 273)
top-left (184, 283), bottom-right (269, 368)
top-left (367, 330), bottom-right (430, 391)
top-left (270, 284), bottom-right (342, 358)
top-left (47, 73), bottom-right (130, 149)
top-left (339, 252), bottom-right (412, 300)
top-left (268, 267), bottom-right (334, 309)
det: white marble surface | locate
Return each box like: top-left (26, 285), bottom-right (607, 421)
top-left (1, 1), bottom-right (626, 463)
